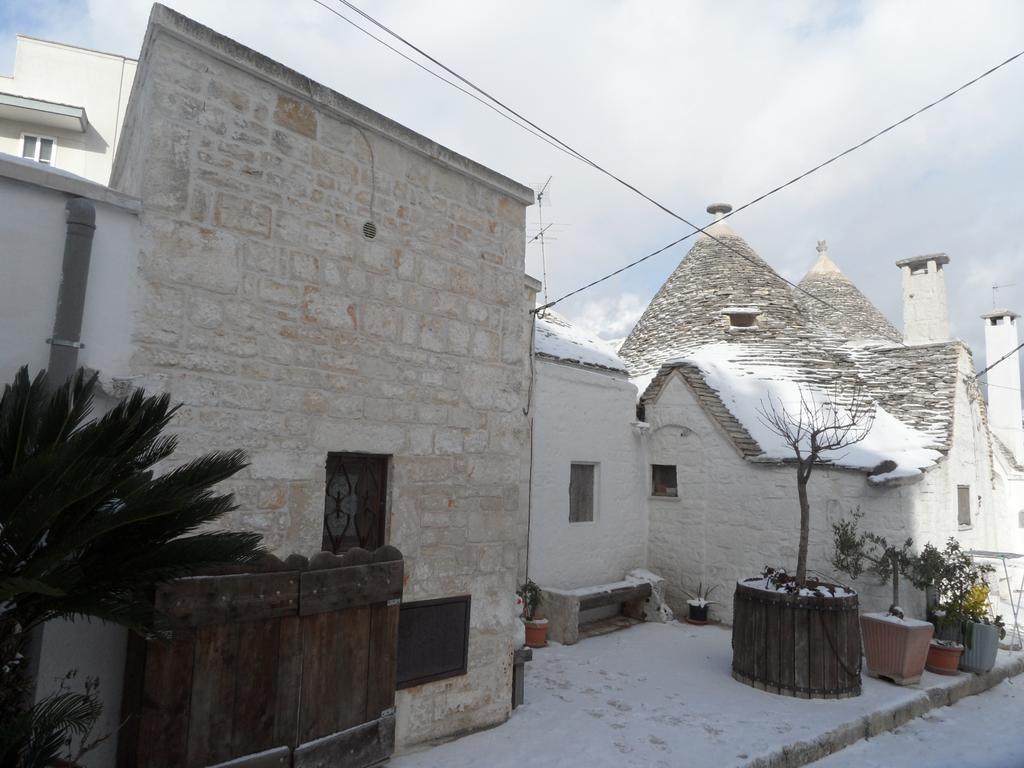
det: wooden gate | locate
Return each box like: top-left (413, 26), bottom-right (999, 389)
top-left (118, 546), bottom-right (403, 768)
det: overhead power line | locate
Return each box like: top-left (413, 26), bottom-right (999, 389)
top-left (312, 0), bottom-right (1024, 323)
top-left (976, 340), bottom-right (1024, 379)
top-left (312, 0), bottom-right (837, 310)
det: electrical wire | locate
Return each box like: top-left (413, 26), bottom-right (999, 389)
top-left (976, 340), bottom-right (1024, 379)
top-left (313, 0), bottom-right (838, 311)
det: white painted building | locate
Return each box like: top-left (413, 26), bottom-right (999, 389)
top-left (527, 312), bottom-right (647, 589)
top-left (0, 35), bottom-right (136, 184)
top-left (527, 205), bottom-right (1020, 626)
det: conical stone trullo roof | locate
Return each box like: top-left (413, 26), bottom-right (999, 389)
top-left (618, 210), bottom-right (806, 377)
top-left (796, 241), bottom-right (902, 343)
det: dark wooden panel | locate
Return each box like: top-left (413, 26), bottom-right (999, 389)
top-left (299, 561), bottom-right (402, 615)
top-left (232, 619), bottom-right (282, 755)
top-left (136, 629), bottom-right (195, 768)
top-left (397, 595), bottom-right (471, 689)
top-left (365, 602), bottom-right (400, 720)
top-left (298, 611), bottom-right (343, 743)
top-left (293, 715), bottom-right (395, 768)
top-left (157, 571), bottom-right (300, 627)
top-left (274, 615), bottom-right (302, 749)
top-left (187, 623), bottom-right (240, 767)
top-left (337, 606), bottom-right (372, 731)
top-left (578, 582), bottom-right (652, 612)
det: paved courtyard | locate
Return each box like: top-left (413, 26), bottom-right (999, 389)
top-left (392, 621), bottom-right (1024, 768)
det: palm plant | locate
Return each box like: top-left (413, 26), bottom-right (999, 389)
top-left (0, 366), bottom-right (264, 766)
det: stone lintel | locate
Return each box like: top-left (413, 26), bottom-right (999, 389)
top-left (896, 253), bottom-right (950, 270)
top-left (982, 309), bottom-right (1020, 321)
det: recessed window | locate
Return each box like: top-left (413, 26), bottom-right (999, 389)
top-left (910, 265), bottom-right (928, 275)
top-left (723, 308), bottom-right (760, 329)
top-left (957, 485), bottom-right (971, 528)
top-left (323, 452), bottom-right (389, 551)
top-left (651, 464), bottom-right (678, 498)
top-left (569, 463), bottom-right (596, 523)
top-left (21, 134), bottom-right (55, 165)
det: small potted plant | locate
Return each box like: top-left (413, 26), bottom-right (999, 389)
top-left (831, 514), bottom-right (933, 685)
top-left (518, 579), bottom-right (548, 648)
top-left (682, 582), bottom-right (718, 625)
top-left (959, 584), bottom-right (1004, 674)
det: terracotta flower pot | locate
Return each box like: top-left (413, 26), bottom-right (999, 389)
top-left (925, 641), bottom-right (963, 675)
top-left (860, 612), bottom-right (933, 685)
top-left (524, 618), bottom-right (548, 648)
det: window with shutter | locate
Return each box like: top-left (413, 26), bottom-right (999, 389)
top-left (957, 485), bottom-right (971, 528)
top-left (569, 463), bottom-right (596, 523)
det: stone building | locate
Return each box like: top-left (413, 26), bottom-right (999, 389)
top-left (4, 3), bottom-right (540, 754)
top-left (607, 205), bottom-right (1012, 622)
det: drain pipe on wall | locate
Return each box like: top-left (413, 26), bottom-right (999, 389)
top-left (46, 197), bottom-right (97, 387)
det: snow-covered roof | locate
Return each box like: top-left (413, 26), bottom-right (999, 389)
top-left (665, 342), bottom-right (944, 483)
top-left (620, 216), bottom-right (967, 483)
top-left (534, 311), bottom-right (628, 373)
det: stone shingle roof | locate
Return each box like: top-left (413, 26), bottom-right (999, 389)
top-left (626, 219), bottom-right (962, 467)
top-left (796, 243), bottom-right (902, 344)
top-left (618, 221), bottom-right (806, 378)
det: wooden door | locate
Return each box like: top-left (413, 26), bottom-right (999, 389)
top-left (120, 547), bottom-right (403, 768)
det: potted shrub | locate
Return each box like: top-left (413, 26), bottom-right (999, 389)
top-left (731, 387), bottom-right (871, 699)
top-left (682, 582), bottom-right (718, 625)
top-left (831, 514), bottom-right (933, 685)
top-left (518, 579), bottom-right (548, 648)
top-left (959, 584), bottom-right (1004, 674)
top-left (915, 539), bottom-right (994, 676)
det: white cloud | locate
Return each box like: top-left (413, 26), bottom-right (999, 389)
top-left (5, 0), bottom-right (1023, 373)
top-left (573, 293), bottom-right (647, 342)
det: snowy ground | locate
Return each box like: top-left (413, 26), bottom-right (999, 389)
top-left (392, 621), bottom-right (1022, 768)
top-left (811, 679), bottom-right (1024, 767)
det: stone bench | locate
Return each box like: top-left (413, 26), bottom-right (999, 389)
top-left (536, 570), bottom-right (673, 645)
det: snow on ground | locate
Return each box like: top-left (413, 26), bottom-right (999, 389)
top-left (392, 622), bottom-right (1018, 768)
top-left (671, 343), bottom-right (943, 481)
top-left (810, 679), bottom-right (1024, 767)
top-left (534, 311), bottom-right (628, 372)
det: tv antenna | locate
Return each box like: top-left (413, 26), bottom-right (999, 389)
top-left (991, 284), bottom-right (1015, 309)
top-left (535, 176), bottom-right (553, 306)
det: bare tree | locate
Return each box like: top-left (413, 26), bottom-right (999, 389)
top-left (758, 382), bottom-right (875, 585)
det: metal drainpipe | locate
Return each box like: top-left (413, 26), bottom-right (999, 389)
top-left (46, 197), bottom-right (96, 387)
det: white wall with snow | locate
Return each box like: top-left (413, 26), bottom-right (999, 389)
top-left (641, 370), bottom-right (995, 624)
top-left (528, 358), bottom-right (647, 589)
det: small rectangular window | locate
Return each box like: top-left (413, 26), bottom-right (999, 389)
top-left (652, 464), bottom-right (678, 498)
top-left (323, 452), bottom-right (389, 552)
top-left (20, 134), bottom-right (56, 165)
top-left (957, 485), bottom-right (971, 528)
top-left (569, 463), bottom-right (595, 523)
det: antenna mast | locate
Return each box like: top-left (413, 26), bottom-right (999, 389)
top-left (536, 176), bottom-right (552, 306)
top-left (993, 282), bottom-right (1017, 308)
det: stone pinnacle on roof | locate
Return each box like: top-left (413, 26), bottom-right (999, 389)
top-left (797, 242), bottom-right (902, 343)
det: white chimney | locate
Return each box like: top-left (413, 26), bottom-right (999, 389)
top-left (896, 253), bottom-right (950, 344)
top-left (983, 309), bottom-right (1024, 464)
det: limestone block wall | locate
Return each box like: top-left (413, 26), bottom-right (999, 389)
top-left (527, 359), bottom-right (646, 588)
top-left (110, 6), bottom-right (534, 748)
top-left (645, 372), bottom-right (941, 624)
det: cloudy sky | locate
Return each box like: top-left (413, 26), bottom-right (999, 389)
top-left (3, 1), bottom-right (1023, 378)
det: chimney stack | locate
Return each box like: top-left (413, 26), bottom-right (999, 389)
top-left (896, 253), bottom-right (951, 344)
top-left (982, 309), bottom-right (1024, 464)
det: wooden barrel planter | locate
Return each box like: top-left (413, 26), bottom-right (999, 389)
top-left (731, 580), bottom-right (862, 699)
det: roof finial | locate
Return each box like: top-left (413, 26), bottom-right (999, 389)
top-left (817, 239), bottom-right (828, 256)
top-left (707, 202), bottom-right (732, 222)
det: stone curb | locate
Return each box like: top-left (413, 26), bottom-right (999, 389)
top-left (742, 653), bottom-right (1024, 768)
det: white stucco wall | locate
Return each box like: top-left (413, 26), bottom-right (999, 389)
top-left (0, 36), bottom-right (137, 184)
top-left (528, 359), bottom-right (646, 588)
top-left (641, 370), bottom-right (1001, 624)
top-left (0, 160), bottom-right (140, 386)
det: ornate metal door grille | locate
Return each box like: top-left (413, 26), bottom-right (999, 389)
top-left (323, 453), bottom-right (388, 553)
